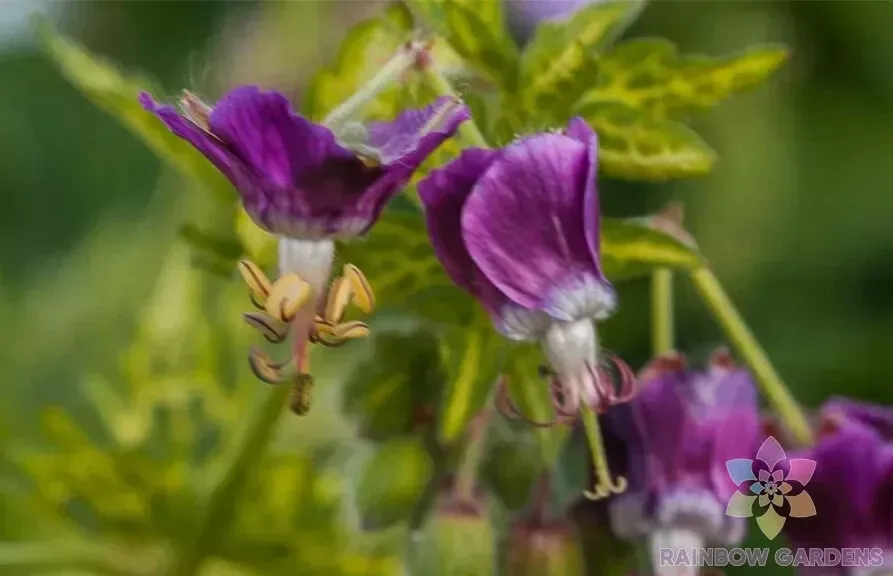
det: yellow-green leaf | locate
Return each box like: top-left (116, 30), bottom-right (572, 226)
top-left (304, 3), bottom-right (413, 121)
top-left (521, 0), bottom-right (647, 117)
top-left (585, 103), bottom-right (717, 180)
top-left (33, 18), bottom-right (234, 202)
top-left (576, 38), bottom-right (789, 118)
top-left (601, 217), bottom-right (704, 281)
top-left (504, 343), bottom-right (571, 468)
top-left (437, 309), bottom-right (505, 443)
top-left (410, 0), bottom-right (519, 89)
top-left (337, 211), bottom-right (473, 324)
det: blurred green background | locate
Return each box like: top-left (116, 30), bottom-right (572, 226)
top-left (1, 0), bottom-right (891, 573)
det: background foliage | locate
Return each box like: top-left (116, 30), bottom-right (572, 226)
top-left (2, 1), bottom-right (892, 575)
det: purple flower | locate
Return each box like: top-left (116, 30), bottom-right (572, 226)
top-left (783, 398), bottom-right (893, 575)
top-left (504, 0), bottom-right (602, 44)
top-left (418, 118), bottom-right (629, 417)
top-left (140, 87), bottom-right (469, 239)
top-left (609, 351), bottom-right (761, 553)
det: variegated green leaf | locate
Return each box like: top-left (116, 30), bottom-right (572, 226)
top-left (521, 0), bottom-right (647, 117)
top-left (576, 38), bottom-right (789, 118)
top-left (33, 18), bottom-right (234, 202)
top-left (601, 217), bottom-right (704, 281)
top-left (586, 103), bottom-right (717, 180)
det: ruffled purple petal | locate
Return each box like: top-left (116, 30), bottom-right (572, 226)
top-left (418, 148), bottom-right (504, 312)
top-left (564, 117), bottom-right (606, 274)
top-left (460, 133), bottom-right (608, 321)
top-left (824, 396), bottom-right (893, 440)
top-left (367, 96), bottom-right (470, 165)
top-left (208, 86), bottom-right (355, 189)
top-left (139, 92), bottom-right (246, 185)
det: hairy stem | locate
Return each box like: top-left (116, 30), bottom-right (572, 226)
top-left (418, 61), bottom-right (489, 149)
top-left (651, 268), bottom-right (675, 356)
top-left (323, 41), bottom-right (424, 128)
top-left (453, 405), bottom-right (493, 503)
top-left (689, 267), bottom-right (814, 446)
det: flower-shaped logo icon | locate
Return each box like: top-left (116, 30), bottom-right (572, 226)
top-left (725, 436), bottom-right (817, 539)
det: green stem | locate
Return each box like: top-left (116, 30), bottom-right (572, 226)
top-left (167, 384), bottom-right (290, 576)
top-left (651, 268), bottom-right (674, 356)
top-left (453, 404), bottom-right (493, 503)
top-left (418, 62), bottom-right (489, 149)
top-left (580, 408), bottom-right (626, 500)
top-left (323, 41), bottom-right (424, 128)
top-left (689, 267), bottom-right (814, 446)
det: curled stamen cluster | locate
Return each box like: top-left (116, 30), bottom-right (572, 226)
top-left (237, 259), bottom-right (376, 415)
top-left (497, 352), bottom-right (638, 429)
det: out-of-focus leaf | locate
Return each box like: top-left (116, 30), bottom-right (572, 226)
top-left (337, 211), bottom-right (473, 324)
top-left (235, 208), bottom-right (277, 271)
top-left (520, 0), bottom-right (647, 117)
top-left (576, 38), bottom-right (789, 119)
top-left (504, 343), bottom-right (571, 467)
top-left (481, 438), bottom-right (540, 511)
top-left (586, 103), bottom-right (717, 180)
top-left (409, 0), bottom-right (519, 89)
top-left (342, 330), bottom-right (445, 441)
top-left (354, 438), bottom-right (434, 531)
top-left (32, 18), bottom-right (234, 203)
top-left (437, 309), bottom-right (506, 444)
top-left (601, 217), bottom-right (704, 281)
top-left (304, 4), bottom-right (413, 121)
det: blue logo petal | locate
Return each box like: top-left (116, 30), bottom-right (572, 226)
top-left (726, 458), bottom-right (757, 484)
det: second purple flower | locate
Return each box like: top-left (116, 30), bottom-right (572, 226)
top-left (418, 118), bottom-right (633, 418)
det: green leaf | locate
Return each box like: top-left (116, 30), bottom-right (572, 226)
top-left (521, 0), bottom-right (647, 117)
top-left (504, 343), bottom-right (571, 468)
top-left (337, 211), bottom-right (473, 324)
top-left (585, 103), bottom-right (717, 180)
top-left (437, 309), bottom-right (506, 444)
top-left (576, 38), bottom-right (789, 118)
top-left (354, 437), bottom-right (434, 531)
top-left (410, 0), bottom-right (519, 90)
top-left (304, 4), bottom-right (413, 121)
top-left (33, 18), bottom-right (234, 203)
top-left (481, 438), bottom-right (541, 511)
top-left (601, 217), bottom-right (704, 281)
top-left (342, 330), bottom-right (445, 441)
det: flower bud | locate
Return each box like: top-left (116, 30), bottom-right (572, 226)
top-left (505, 519), bottom-right (586, 576)
top-left (408, 493), bottom-right (496, 576)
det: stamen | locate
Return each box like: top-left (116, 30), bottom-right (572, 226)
top-left (243, 312), bottom-right (289, 343)
top-left (580, 407), bottom-right (628, 501)
top-left (290, 373), bottom-right (314, 416)
top-left (264, 273), bottom-right (312, 323)
top-left (325, 276), bottom-right (352, 324)
top-left (495, 376), bottom-right (572, 428)
top-left (343, 263), bottom-right (376, 313)
top-left (180, 90), bottom-right (212, 131)
top-left (248, 348), bottom-right (293, 384)
top-left (238, 260), bottom-right (272, 305)
top-left (583, 354), bottom-right (638, 413)
top-left (331, 320), bottom-right (370, 340)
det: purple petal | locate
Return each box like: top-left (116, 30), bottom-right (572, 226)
top-left (756, 436), bottom-right (787, 471)
top-left (139, 92), bottom-right (245, 184)
top-left (208, 86), bottom-right (355, 189)
top-left (564, 117), bottom-right (605, 273)
top-left (367, 96), bottom-right (470, 164)
top-left (460, 133), bottom-right (607, 321)
top-left (418, 148), bottom-right (504, 312)
top-left (824, 396), bottom-right (893, 440)
top-left (630, 365), bottom-right (691, 489)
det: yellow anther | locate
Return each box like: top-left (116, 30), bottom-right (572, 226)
top-left (238, 260), bottom-right (273, 305)
top-left (343, 263), bottom-right (375, 313)
top-left (325, 276), bottom-right (352, 324)
top-left (248, 348), bottom-right (290, 384)
top-left (243, 312), bottom-right (289, 343)
top-left (265, 273), bottom-right (312, 323)
top-left (331, 320), bottom-right (370, 340)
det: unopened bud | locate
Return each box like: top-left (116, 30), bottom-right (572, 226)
top-left (505, 520), bottom-right (586, 576)
top-left (408, 493), bottom-right (496, 576)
